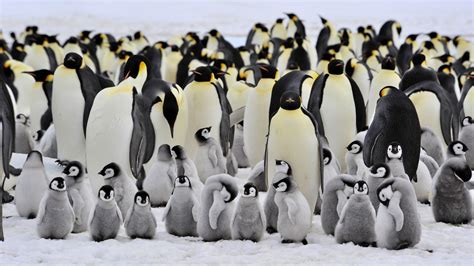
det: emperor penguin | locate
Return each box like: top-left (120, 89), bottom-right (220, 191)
top-left (270, 18), bottom-right (287, 39)
top-left (308, 59), bottom-right (366, 172)
top-left (377, 20), bottom-right (402, 46)
top-left (364, 86), bottom-right (421, 181)
top-left (194, 126), bottom-right (227, 181)
top-left (419, 148), bottom-right (440, 178)
top-left (367, 56), bottom-right (401, 122)
top-left (273, 175), bottom-right (311, 244)
top-left (345, 140), bottom-right (367, 178)
top-left (399, 54), bottom-right (439, 92)
top-left (63, 161), bottom-right (94, 233)
top-left (231, 182), bottom-right (266, 242)
top-left (323, 147), bottom-right (342, 188)
top-left (37, 177), bottom-right (75, 239)
top-left (459, 116), bottom-right (474, 169)
top-left (142, 144), bottom-right (177, 207)
top-left (385, 142), bottom-right (406, 177)
top-left (3, 59), bottom-right (35, 115)
top-left (89, 185), bottom-right (123, 242)
top-left (335, 181), bottom-right (376, 246)
top-left (411, 157), bottom-right (433, 204)
top-left (316, 16), bottom-right (340, 61)
top-left (24, 35), bottom-right (57, 71)
top-left (266, 91), bottom-right (322, 212)
top-left (52, 52), bottom-right (102, 166)
top-left (172, 145), bottom-right (204, 195)
top-left (345, 58), bottom-right (373, 105)
top-left (197, 174), bottom-right (238, 241)
top-left (163, 176), bottom-right (200, 237)
top-left (132, 31), bottom-right (149, 52)
top-left (14, 114), bottom-right (34, 154)
top-left (264, 159), bottom-right (291, 234)
top-left (397, 34), bottom-right (420, 74)
top-left (285, 13), bottom-right (306, 38)
top-left (99, 162), bottom-right (138, 217)
top-left (124, 191), bottom-right (157, 239)
top-left (432, 157), bottom-right (472, 224)
top-left (163, 45), bottom-right (183, 83)
top-left (375, 177), bottom-right (421, 250)
top-left (321, 174), bottom-right (356, 235)
top-left (446, 141), bottom-right (468, 160)
top-left (15, 151), bottom-right (48, 219)
top-left (367, 163), bottom-right (391, 210)
top-left (24, 69), bottom-right (53, 135)
top-left (244, 64), bottom-right (279, 167)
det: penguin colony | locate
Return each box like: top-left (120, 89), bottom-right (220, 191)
top-left (0, 13), bottom-right (473, 250)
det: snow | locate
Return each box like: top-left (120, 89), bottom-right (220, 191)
top-left (1, 0), bottom-right (474, 264)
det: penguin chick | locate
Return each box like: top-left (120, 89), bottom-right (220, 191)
top-left (14, 114), bottom-right (33, 154)
top-left (163, 176), bottom-right (200, 237)
top-left (63, 161), bottom-right (94, 233)
top-left (459, 116), bottom-right (474, 169)
top-left (375, 177), bottom-right (421, 250)
top-left (99, 162), bottom-right (138, 217)
top-left (194, 126), bottom-right (227, 182)
top-left (124, 191), bottom-right (157, 239)
top-left (335, 181), bottom-right (376, 246)
top-left (345, 140), bottom-right (367, 179)
top-left (172, 145), bottom-right (204, 196)
top-left (15, 151), bottom-right (48, 219)
top-left (323, 148), bottom-right (342, 188)
top-left (367, 163), bottom-right (392, 211)
top-left (142, 144), bottom-right (177, 207)
top-left (264, 159), bottom-right (291, 234)
top-left (247, 160), bottom-right (266, 192)
top-left (321, 174), bottom-right (356, 235)
top-left (231, 182), bottom-right (266, 242)
top-left (432, 157), bottom-right (472, 224)
top-left (446, 141), bottom-right (468, 160)
top-left (274, 176), bottom-right (312, 244)
top-left (197, 174), bottom-right (238, 241)
top-left (385, 142), bottom-right (407, 177)
top-left (37, 177), bottom-right (75, 239)
top-left (89, 185), bottom-right (123, 241)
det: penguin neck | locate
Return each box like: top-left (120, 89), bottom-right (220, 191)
top-left (98, 200), bottom-right (117, 209)
top-left (256, 79), bottom-right (275, 93)
top-left (279, 108), bottom-right (301, 116)
top-left (49, 191), bottom-right (67, 201)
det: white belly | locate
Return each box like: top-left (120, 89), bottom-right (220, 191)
top-left (375, 205), bottom-right (396, 248)
top-left (29, 83), bottom-right (49, 134)
top-left (352, 66), bottom-right (371, 105)
top-left (411, 160), bottom-right (432, 202)
top-left (367, 70), bottom-right (400, 123)
top-left (463, 89), bottom-right (474, 118)
top-left (24, 47), bottom-right (50, 70)
top-left (52, 66), bottom-right (87, 164)
top-left (14, 73), bottom-right (35, 116)
top-left (409, 91), bottom-right (444, 147)
top-left (267, 109), bottom-right (321, 209)
top-left (320, 76), bottom-right (357, 172)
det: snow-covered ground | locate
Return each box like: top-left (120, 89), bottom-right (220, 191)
top-left (1, 154), bottom-right (473, 264)
top-left (1, 0), bottom-right (474, 264)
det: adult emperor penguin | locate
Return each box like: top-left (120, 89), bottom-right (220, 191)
top-left (345, 58), bottom-right (373, 105)
top-left (285, 13), bottom-right (306, 38)
top-left (142, 144), bottom-right (177, 207)
top-left (163, 45), bottom-right (183, 83)
top-left (194, 126), bottom-right (227, 181)
top-left (0, 79), bottom-right (16, 207)
top-left (89, 185), bottom-right (123, 242)
top-left (405, 80), bottom-right (457, 147)
top-left (375, 177), bottom-right (421, 250)
top-left (15, 151), bottom-right (48, 219)
top-left (270, 18), bottom-right (287, 39)
top-left (244, 64), bottom-right (278, 167)
top-left (273, 175), bottom-right (311, 244)
top-left (397, 34), bottom-right (420, 75)
top-left (399, 54), bottom-right (439, 92)
top-left (183, 66), bottom-right (232, 162)
top-left (3, 59), bottom-right (35, 115)
top-left (37, 177), bottom-right (75, 239)
top-left (321, 174), bottom-right (356, 235)
top-left (316, 16), bottom-right (340, 61)
top-left (335, 180), bottom-right (376, 246)
top-left (364, 86), bottom-right (421, 181)
top-left (308, 59), bottom-right (366, 171)
top-left (266, 91), bottom-right (322, 212)
top-left (432, 157), bottom-right (472, 224)
top-left (366, 56), bottom-right (401, 122)
top-left (231, 182), bottom-right (265, 242)
top-left (197, 174), bottom-right (238, 241)
top-left (24, 69), bottom-right (53, 135)
top-left (24, 35), bottom-right (57, 71)
top-left (367, 163), bottom-right (391, 211)
top-left (52, 52), bottom-right (102, 166)
top-left (163, 176), bottom-right (200, 237)
top-left (124, 191), bottom-right (157, 239)
top-left (377, 20), bottom-right (402, 45)
top-left (99, 162), bottom-right (138, 217)
top-left (459, 117), bottom-right (474, 169)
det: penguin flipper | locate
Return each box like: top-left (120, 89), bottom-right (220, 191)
top-left (209, 190), bottom-right (226, 230)
top-left (0, 80), bottom-right (15, 179)
top-left (212, 82), bottom-right (231, 156)
top-left (316, 27), bottom-right (329, 59)
top-left (191, 201), bottom-right (199, 223)
top-left (284, 197), bottom-right (298, 225)
top-left (363, 116), bottom-right (385, 167)
top-left (336, 190), bottom-right (348, 217)
top-left (162, 200), bottom-right (171, 222)
top-left (388, 191), bottom-right (404, 232)
top-left (348, 77), bottom-right (367, 131)
top-left (208, 145), bottom-right (218, 168)
top-left (69, 189), bottom-right (85, 225)
top-left (36, 195), bottom-right (48, 225)
top-left (77, 67), bottom-right (102, 137)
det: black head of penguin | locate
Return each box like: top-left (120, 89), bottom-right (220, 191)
top-left (192, 66), bottom-right (214, 82)
top-left (209, 29), bottom-right (219, 38)
top-left (134, 190), bottom-right (150, 205)
top-left (118, 50), bottom-right (133, 60)
top-left (157, 144), bottom-right (172, 161)
top-left (109, 42), bottom-right (119, 53)
top-left (49, 177), bottom-right (66, 191)
top-left (340, 30), bottom-right (350, 46)
top-left (328, 59), bottom-right (345, 75)
top-left (63, 52), bottom-right (83, 69)
top-left (80, 30), bottom-right (93, 40)
top-left (448, 141), bottom-right (469, 155)
top-left (172, 145), bottom-right (187, 160)
top-left (378, 85), bottom-right (398, 98)
top-left (283, 38), bottom-right (295, 49)
top-left (257, 63), bottom-right (278, 79)
top-left (322, 148), bottom-right (332, 165)
top-left (381, 55), bottom-right (396, 70)
top-left (23, 69), bottom-right (54, 82)
top-left (286, 13), bottom-right (298, 21)
top-left (357, 26), bottom-right (365, 34)
top-left (276, 18), bottom-right (284, 24)
top-left (428, 32), bottom-right (439, 39)
top-left (370, 163), bottom-right (391, 178)
top-left (123, 55), bottom-right (151, 80)
top-left (62, 161), bottom-right (84, 178)
top-left (170, 45), bottom-right (180, 52)
top-left (423, 41), bottom-right (435, 51)
top-left (280, 91), bottom-right (301, 111)
top-left (437, 64), bottom-right (451, 74)
top-left (411, 53), bottom-right (426, 67)
top-left (243, 182), bottom-right (258, 197)
top-left (64, 37), bottom-right (79, 45)
top-left (195, 126), bottom-right (212, 143)
top-left (98, 185), bottom-right (114, 200)
top-left (47, 35), bottom-right (59, 45)
top-left (462, 116), bottom-right (473, 127)
top-left (134, 31), bottom-right (143, 40)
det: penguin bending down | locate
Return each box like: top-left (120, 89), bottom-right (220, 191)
top-left (15, 151), bottom-right (48, 219)
top-left (231, 182), bottom-right (265, 242)
top-left (375, 178), bottom-right (421, 250)
top-left (163, 176), bottom-right (200, 237)
top-left (37, 177), bottom-right (75, 239)
top-left (432, 157), bottom-right (472, 224)
top-left (197, 174), bottom-right (238, 241)
top-left (124, 191), bottom-right (157, 239)
top-left (194, 126), bottom-right (227, 181)
top-left (335, 181), bottom-right (376, 247)
top-left (89, 185), bottom-right (123, 241)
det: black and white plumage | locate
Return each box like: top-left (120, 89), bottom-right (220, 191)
top-left (231, 182), bottom-right (265, 242)
top-left (89, 185), bottom-right (123, 241)
top-left (124, 191), bottom-right (157, 239)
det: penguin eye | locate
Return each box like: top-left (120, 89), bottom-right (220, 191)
top-left (363, 184), bottom-right (368, 191)
top-left (250, 188), bottom-right (256, 195)
top-left (323, 157), bottom-right (330, 165)
top-left (379, 191), bottom-right (386, 201)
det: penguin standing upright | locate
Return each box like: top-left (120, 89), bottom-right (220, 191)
top-left (308, 59), bottom-right (366, 171)
top-left (270, 18), bottom-right (287, 39)
top-left (0, 79), bottom-right (16, 205)
top-left (89, 185), bottom-right (123, 242)
top-left (163, 45), bottom-right (183, 83)
top-left (316, 16), bottom-right (340, 61)
top-left (285, 13), bottom-right (306, 38)
top-left (364, 86), bottom-right (421, 181)
top-left (194, 126), bottom-right (227, 181)
top-left (263, 160), bottom-right (290, 234)
top-left (124, 191), bottom-right (157, 239)
top-left (231, 182), bottom-right (265, 242)
top-left (397, 34), bottom-right (420, 75)
top-left (266, 91), bottom-right (322, 212)
top-left (24, 69), bottom-right (53, 135)
top-left (399, 54), bottom-right (439, 91)
top-left (244, 64), bottom-right (278, 167)
top-left (367, 163), bottom-right (391, 210)
top-left (24, 35), bottom-right (57, 71)
top-left (15, 151), bottom-right (48, 219)
top-left (345, 58), bottom-right (373, 105)
top-left (52, 52), bottom-right (102, 166)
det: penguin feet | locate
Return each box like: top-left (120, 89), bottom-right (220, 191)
top-left (281, 239), bottom-right (294, 244)
top-left (395, 241), bottom-right (410, 250)
top-left (302, 239), bottom-right (308, 245)
top-left (1, 189), bottom-right (14, 203)
top-left (266, 227), bottom-right (277, 234)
